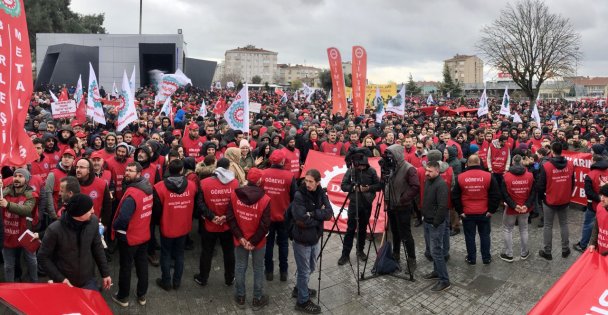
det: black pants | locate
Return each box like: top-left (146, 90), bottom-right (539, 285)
top-left (117, 239), bottom-right (148, 299)
top-left (342, 205), bottom-right (372, 256)
top-left (388, 205), bottom-right (416, 259)
top-left (199, 228), bottom-right (235, 283)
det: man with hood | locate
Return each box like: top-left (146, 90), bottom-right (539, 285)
top-left (111, 162), bottom-right (154, 307)
top-left (106, 142), bottom-right (133, 203)
top-left (136, 145), bottom-right (161, 185)
top-left (194, 158), bottom-right (239, 287)
top-left (281, 136), bottom-right (301, 178)
top-left (97, 132), bottom-right (118, 161)
top-left (573, 147), bottom-right (608, 252)
top-left (42, 132), bottom-right (61, 169)
top-left (384, 144), bottom-right (420, 267)
top-left (538, 142), bottom-right (575, 260)
top-left (226, 168), bottom-right (271, 310)
top-left (152, 159), bottom-right (201, 291)
top-left (146, 139), bottom-right (165, 173)
top-left (56, 125), bottom-right (74, 153)
top-left (45, 149), bottom-right (77, 220)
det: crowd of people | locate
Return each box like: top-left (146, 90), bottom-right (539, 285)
top-left (1, 82), bottom-right (608, 312)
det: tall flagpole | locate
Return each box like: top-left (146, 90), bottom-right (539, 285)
top-left (139, 0), bottom-right (143, 34)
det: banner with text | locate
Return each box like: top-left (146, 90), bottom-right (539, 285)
top-left (351, 46), bottom-right (367, 116)
top-left (346, 83), bottom-right (398, 108)
top-left (327, 48), bottom-right (347, 116)
top-left (51, 100), bottom-right (77, 119)
top-left (0, 0), bottom-right (38, 166)
top-left (302, 151), bottom-right (386, 233)
top-left (562, 151), bottom-right (593, 206)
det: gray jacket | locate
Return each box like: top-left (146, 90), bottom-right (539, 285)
top-left (385, 144), bottom-right (420, 208)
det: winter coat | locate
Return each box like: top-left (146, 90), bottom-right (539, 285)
top-left (290, 184), bottom-right (333, 246)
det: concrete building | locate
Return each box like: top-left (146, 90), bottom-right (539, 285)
top-left (564, 76), bottom-right (608, 98)
top-left (416, 81), bottom-right (440, 95)
top-left (224, 45), bottom-right (278, 83)
top-left (342, 61), bottom-right (352, 77)
top-left (278, 64), bottom-right (322, 87)
top-left (444, 54), bottom-right (484, 85)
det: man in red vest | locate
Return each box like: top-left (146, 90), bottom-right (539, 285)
top-left (152, 159), bottom-right (200, 291)
top-left (226, 168), bottom-right (271, 310)
top-left (44, 149), bottom-right (76, 220)
top-left (31, 138), bottom-right (51, 181)
top-left (194, 158), bottom-right (239, 287)
top-left (588, 185), bottom-right (608, 254)
top-left (320, 129), bottom-right (343, 157)
top-left (106, 142), bottom-right (133, 204)
top-left (261, 150), bottom-right (296, 282)
top-left (111, 162), bottom-right (154, 308)
top-left (487, 135), bottom-right (511, 190)
top-left (75, 159), bottom-right (112, 232)
top-left (282, 136), bottom-right (302, 178)
top-left (91, 151), bottom-right (114, 196)
top-left (499, 155), bottom-right (536, 262)
top-left (452, 155), bottom-right (500, 265)
top-left (538, 142), bottom-right (575, 260)
top-left (182, 122), bottom-right (205, 158)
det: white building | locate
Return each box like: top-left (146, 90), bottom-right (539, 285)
top-left (278, 64), bottom-right (322, 87)
top-left (224, 45), bottom-right (278, 83)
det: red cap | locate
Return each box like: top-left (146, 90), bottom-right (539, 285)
top-left (71, 121), bottom-right (82, 128)
top-left (246, 168), bottom-right (263, 184)
top-left (188, 122), bottom-right (199, 130)
top-left (90, 151), bottom-right (103, 159)
top-left (273, 122), bottom-right (283, 129)
top-left (62, 149), bottom-right (76, 157)
top-left (75, 131), bottom-right (87, 138)
top-left (172, 129), bottom-right (182, 136)
top-left (269, 150), bottom-right (285, 165)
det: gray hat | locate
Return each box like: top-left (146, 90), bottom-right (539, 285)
top-left (38, 122), bottom-right (47, 131)
top-left (427, 150), bottom-right (443, 163)
top-left (13, 168), bottom-right (31, 183)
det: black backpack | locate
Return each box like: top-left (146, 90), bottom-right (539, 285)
top-left (372, 241), bottom-right (399, 275)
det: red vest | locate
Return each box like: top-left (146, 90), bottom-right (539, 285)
top-left (343, 141), bottom-right (360, 154)
top-left (457, 169), bottom-right (492, 215)
top-left (80, 177), bottom-right (108, 218)
top-left (43, 151), bottom-right (61, 170)
top-left (261, 168), bottom-right (293, 221)
top-left (30, 157), bottom-right (51, 181)
top-left (182, 135), bottom-right (205, 158)
top-left (282, 147), bottom-right (301, 178)
top-left (446, 140), bottom-right (463, 159)
top-left (321, 141), bottom-right (343, 156)
top-left (201, 177), bottom-right (239, 233)
top-left (2, 193), bottom-right (30, 248)
top-left (154, 180), bottom-right (198, 238)
top-left (587, 168), bottom-right (608, 210)
top-left (504, 171), bottom-right (534, 215)
top-left (112, 187), bottom-right (153, 246)
top-left (406, 151), bottom-right (423, 168)
top-left (106, 157), bottom-right (132, 200)
top-left (489, 145), bottom-right (509, 174)
top-left (418, 165), bottom-right (453, 209)
top-left (50, 168), bottom-right (69, 212)
top-left (95, 149), bottom-right (114, 162)
top-left (231, 192), bottom-right (270, 249)
top-left (95, 170), bottom-right (113, 188)
top-left (530, 138), bottom-right (543, 154)
top-left (141, 164), bottom-right (159, 185)
top-left (543, 160), bottom-right (574, 206)
top-left (595, 204), bottom-right (608, 253)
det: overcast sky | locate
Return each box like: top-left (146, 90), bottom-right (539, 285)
top-left (70, 0), bottom-right (608, 83)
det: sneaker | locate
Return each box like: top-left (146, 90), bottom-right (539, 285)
top-left (235, 295), bottom-right (246, 309)
top-left (193, 274), bottom-right (207, 286)
top-left (295, 299), bottom-right (322, 314)
top-left (156, 278), bottom-right (171, 291)
top-left (538, 250), bottom-right (553, 261)
top-left (414, 219), bottom-right (423, 227)
top-left (465, 257), bottom-right (476, 265)
top-left (137, 295), bottom-right (146, 306)
top-left (280, 272), bottom-right (288, 282)
top-left (225, 277), bottom-right (235, 286)
top-left (265, 272), bottom-right (273, 281)
top-left (499, 253), bottom-right (514, 263)
top-left (431, 281), bottom-right (451, 292)
top-left (483, 258), bottom-right (492, 265)
top-left (520, 251), bottom-right (530, 260)
top-left (423, 271), bottom-right (439, 280)
top-left (147, 254), bottom-right (160, 267)
top-left (562, 248), bottom-right (571, 258)
top-left (112, 294), bottom-right (129, 307)
top-left (252, 294), bottom-right (269, 311)
top-left (337, 255), bottom-right (349, 266)
top-left (573, 243), bottom-right (585, 253)
top-left (291, 287), bottom-right (317, 298)
top-left (357, 251), bottom-right (368, 261)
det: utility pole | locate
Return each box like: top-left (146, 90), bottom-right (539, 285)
top-left (139, 0), bottom-right (143, 34)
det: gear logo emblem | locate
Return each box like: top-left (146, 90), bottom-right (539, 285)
top-left (321, 165), bottom-right (349, 218)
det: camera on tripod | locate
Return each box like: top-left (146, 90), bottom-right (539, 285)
top-left (378, 151), bottom-right (396, 180)
top-left (345, 147), bottom-right (372, 169)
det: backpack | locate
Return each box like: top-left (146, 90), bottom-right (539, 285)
top-left (372, 241), bottom-right (399, 275)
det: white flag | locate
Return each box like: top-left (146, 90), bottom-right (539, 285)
top-left (306, 88), bottom-right (315, 103)
top-left (199, 100), bottom-right (207, 117)
top-left (327, 89), bottom-right (332, 102)
top-left (375, 87), bottom-right (385, 123)
top-left (49, 90), bottom-right (58, 103)
top-left (531, 94), bottom-right (542, 126)
top-left (427, 94), bottom-right (434, 105)
top-left (154, 69), bottom-right (192, 105)
top-left (293, 91), bottom-right (298, 101)
top-left (224, 84), bottom-right (249, 132)
top-left (500, 88), bottom-right (511, 116)
top-left (477, 84), bottom-right (488, 117)
top-left (87, 63), bottom-right (106, 125)
top-left (111, 81), bottom-right (119, 98)
top-left (159, 97), bottom-right (172, 117)
top-left (117, 70), bottom-right (138, 132)
top-left (75, 75), bottom-right (84, 104)
top-left (129, 65), bottom-right (136, 100)
top-left (513, 112), bottom-right (522, 123)
top-left (386, 84), bottom-right (405, 116)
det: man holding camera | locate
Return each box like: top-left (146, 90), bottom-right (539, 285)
top-left (337, 150), bottom-right (382, 265)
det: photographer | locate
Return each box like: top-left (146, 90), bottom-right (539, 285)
top-left (382, 144), bottom-right (420, 267)
top-left (337, 149), bottom-right (382, 265)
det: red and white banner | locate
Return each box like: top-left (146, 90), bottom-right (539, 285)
top-left (0, 0), bottom-right (37, 167)
top-left (302, 151), bottom-right (386, 233)
top-left (530, 251), bottom-right (608, 314)
top-left (51, 100), bottom-right (77, 119)
top-left (562, 151), bottom-right (593, 206)
top-left (327, 47), bottom-right (347, 116)
top-left (351, 46), bottom-right (367, 117)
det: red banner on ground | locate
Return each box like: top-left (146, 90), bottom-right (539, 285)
top-left (530, 251), bottom-right (608, 314)
top-left (301, 150), bottom-right (386, 233)
top-left (0, 0), bottom-right (37, 167)
top-left (327, 47), bottom-right (347, 116)
top-left (351, 46), bottom-right (367, 117)
top-left (562, 151), bottom-right (593, 206)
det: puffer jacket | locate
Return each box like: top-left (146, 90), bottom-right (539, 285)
top-left (290, 184), bottom-right (333, 246)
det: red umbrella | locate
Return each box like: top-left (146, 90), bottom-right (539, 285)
top-left (0, 283), bottom-right (112, 315)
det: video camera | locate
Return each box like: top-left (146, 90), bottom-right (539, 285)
top-left (378, 151), bottom-right (396, 180)
top-left (344, 147), bottom-right (372, 168)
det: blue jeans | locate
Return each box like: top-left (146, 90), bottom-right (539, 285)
top-left (579, 207), bottom-right (596, 248)
top-left (462, 215), bottom-right (492, 263)
top-left (160, 235), bottom-right (186, 287)
top-left (81, 278), bottom-right (100, 291)
top-left (292, 241), bottom-right (319, 304)
top-left (2, 247), bottom-right (38, 282)
top-left (264, 221), bottom-right (289, 274)
top-left (424, 222), bottom-right (449, 283)
top-left (234, 245), bottom-right (265, 300)
top-left (424, 216), bottom-right (450, 258)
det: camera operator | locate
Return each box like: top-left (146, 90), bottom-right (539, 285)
top-left (382, 144), bottom-right (420, 267)
top-left (337, 150), bottom-right (382, 265)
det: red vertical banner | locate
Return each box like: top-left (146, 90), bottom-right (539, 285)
top-left (351, 46), bottom-right (367, 116)
top-left (0, 0), bottom-right (37, 167)
top-left (327, 47), bottom-right (346, 116)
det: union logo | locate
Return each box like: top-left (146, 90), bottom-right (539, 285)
top-left (328, 48), bottom-right (339, 60)
top-left (0, 0), bottom-right (20, 17)
top-left (354, 47), bottom-right (364, 59)
top-left (89, 190), bottom-right (98, 199)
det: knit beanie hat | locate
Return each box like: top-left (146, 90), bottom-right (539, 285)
top-left (13, 168), bottom-right (30, 183)
top-left (427, 149), bottom-right (443, 163)
top-left (66, 194), bottom-right (94, 217)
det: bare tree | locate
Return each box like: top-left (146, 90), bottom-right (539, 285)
top-left (477, 0), bottom-right (582, 100)
top-left (220, 72), bottom-right (242, 87)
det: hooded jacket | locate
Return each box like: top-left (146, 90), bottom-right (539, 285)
top-left (152, 175), bottom-right (203, 226)
top-left (340, 157), bottom-right (382, 208)
top-left (584, 159), bottom-right (608, 210)
top-left (112, 176), bottom-right (154, 237)
top-left (446, 146), bottom-right (462, 176)
top-left (537, 155), bottom-right (575, 209)
top-left (289, 184), bottom-right (333, 245)
top-left (385, 144), bottom-right (420, 208)
top-left (500, 164), bottom-right (536, 214)
top-left (226, 184), bottom-right (271, 247)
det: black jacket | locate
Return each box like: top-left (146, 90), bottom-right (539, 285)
top-left (38, 214), bottom-right (109, 287)
top-left (421, 176), bottom-right (449, 227)
top-left (340, 164), bottom-right (382, 209)
top-left (290, 184), bottom-right (333, 246)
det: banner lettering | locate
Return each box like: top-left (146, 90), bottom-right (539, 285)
top-left (327, 48), bottom-right (347, 116)
top-left (562, 151), bottom-right (593, 206)
top-left (351, 46), bottom-right (367, 116)
top-left (51, 100), bottom-right (77, 119)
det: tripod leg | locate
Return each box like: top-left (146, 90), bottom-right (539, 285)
top-left (320, 191), bottom-right (351, 254)
top-left (317, 231), bottom-right (322, 305)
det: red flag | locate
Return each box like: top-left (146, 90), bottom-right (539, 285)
top-left (327, 48), bottom-right (347, 116)
top-left (75, 93), bottom-right (87, 124)
top-left (351, 46), bottom-right (367, 116)
top-left (212, 97), bottom-right (228, 115)
top-left (0, 0), bottom-right (38, 167)
top-left (274, 88), bottom-right (284, 96)
top-left (59, 88), bottom-right (69, 101)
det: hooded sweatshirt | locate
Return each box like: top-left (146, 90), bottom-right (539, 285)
top-left (226, 184), bottom-right (271, 247)
top-left (537, 155), bottom-right (575, 209)
top-left (584, 159), bottom-right (608, 210)
top-left (112, 176), bottom-right (154, 234)
top-left (385, 144), bottom-right (420, 208)
top-left (500, 164), bottom-right (536, 215)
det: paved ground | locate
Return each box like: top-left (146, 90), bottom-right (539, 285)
top-left (14, 205), bottom-right (587, 314)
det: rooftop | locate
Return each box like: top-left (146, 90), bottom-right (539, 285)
top-left (226, 45), bottom-right (277, 54)
top-left (564, 76), bottom-right (608, 86)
